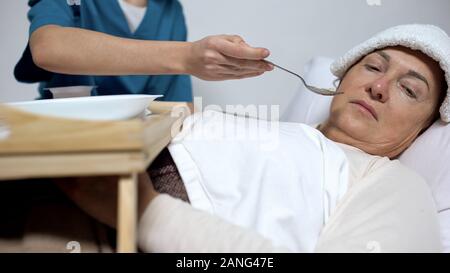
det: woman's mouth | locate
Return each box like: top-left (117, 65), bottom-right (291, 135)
top-left (351, 100), bottom-right (378, 121)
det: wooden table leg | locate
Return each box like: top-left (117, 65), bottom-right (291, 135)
top-left (117, 173), bottom-right (138, 253)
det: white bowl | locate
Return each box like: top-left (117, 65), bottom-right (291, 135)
top-left (45, 85), bottom-right (96, 99)
top-left (7, 94), bottom-right (163, 121)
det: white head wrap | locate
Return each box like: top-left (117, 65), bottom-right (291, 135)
top-left (331, 24), bottom-right (450, 122)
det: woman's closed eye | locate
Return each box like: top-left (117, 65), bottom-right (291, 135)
top-left (403, 86), bottom-right (417, 98)
top-left (364, 64), bottom-right (382, 72)
top-left (398, 82), bottom-right (418, 99)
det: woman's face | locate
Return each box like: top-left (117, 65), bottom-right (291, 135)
top-left (320, 46), bottom-right (445, 158)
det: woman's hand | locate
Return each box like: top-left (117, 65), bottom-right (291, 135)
top-left (186, 35), bottom-right (274, 81)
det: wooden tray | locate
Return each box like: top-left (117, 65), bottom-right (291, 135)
top-left (0, 101), bottom-right (191, 179)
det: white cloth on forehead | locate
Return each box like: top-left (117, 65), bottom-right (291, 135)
top-left (330, 24), bottom-right (450, 122)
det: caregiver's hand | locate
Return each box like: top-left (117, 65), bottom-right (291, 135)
top-left (186, 35), bottom-right (273, 81)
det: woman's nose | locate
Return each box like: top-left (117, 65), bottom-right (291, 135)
top-left (367, 77), bottom-right (390, 102)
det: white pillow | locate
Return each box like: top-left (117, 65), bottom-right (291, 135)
top-left (282, 57), bottom-right (450, 252)
top-left (401, 121), bottom-right (450, 253)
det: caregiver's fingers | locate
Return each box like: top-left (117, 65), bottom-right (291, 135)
top-left (217, 70), bottom-right (266, 81)
top-left (209, 49), bottom-right (272, 71)
top-left (193, 62), bottom-right (266, 81)
top-left (216, 36), bottom-right (270, 60)
top-left (215, 63), bottom-right (268, 76)
top-left (220, 55), bottom-right (274, 72)
top-left (225, 34), bottom-right (246, 44)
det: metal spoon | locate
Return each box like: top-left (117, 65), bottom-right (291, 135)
top-left (266, 61), bottom-right (343, 96)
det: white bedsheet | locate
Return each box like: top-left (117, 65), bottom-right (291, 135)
top-left (168, 111), bottom-right (349, 252)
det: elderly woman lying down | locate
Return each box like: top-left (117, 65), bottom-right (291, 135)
top-left (58, 24), bottom-right (450, 252)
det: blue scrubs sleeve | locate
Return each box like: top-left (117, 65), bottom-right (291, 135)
top-left (28, 0), bottom-right (75, 36)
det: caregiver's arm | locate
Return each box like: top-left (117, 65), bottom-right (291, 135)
top-left (138, 194), bottom-right (290, 253)
top-left (30, 25), bottom-right (272, 81)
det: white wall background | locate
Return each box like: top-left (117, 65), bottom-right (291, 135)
top-left (0, 0), bottom-right (38, 102)
top-left (1, 0), bottom-right (449, 116)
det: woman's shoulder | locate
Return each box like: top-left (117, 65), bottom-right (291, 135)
top-left (330, 140), bottom-right (431, 191)
top-left (317, 154), bottom-right (441, 252)
top-left (371, 156), bottom-right (425, 183)
top-left (354, 155), bottom-right (436, 211)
